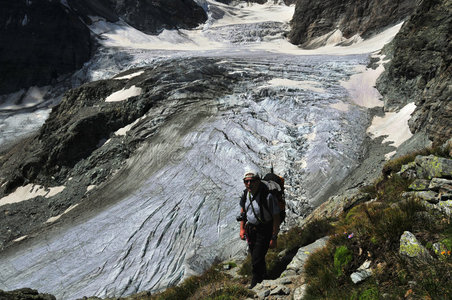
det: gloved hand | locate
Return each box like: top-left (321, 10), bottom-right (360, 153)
top-left (240, 228), bottom-right (246, 240)
top-left (269, 239), bottom-right (277, 249)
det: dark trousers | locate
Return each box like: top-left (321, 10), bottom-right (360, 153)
top-left (246, 221), bottom-right (273, 283)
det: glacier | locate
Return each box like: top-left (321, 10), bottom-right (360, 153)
top-left (0, 1), bottom-right (402, 299)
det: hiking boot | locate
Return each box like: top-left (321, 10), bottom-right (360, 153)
top-left (248, 278), bottom-right (258, 289)
top-left (249, 276), bottom-right (264, 289)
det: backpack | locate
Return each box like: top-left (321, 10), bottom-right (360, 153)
top-left (239, 171), bottom-right (286, 224)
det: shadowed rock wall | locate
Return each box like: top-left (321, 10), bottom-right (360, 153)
top-left (288, 0), bottom-right (417, 47)
top-left (0, 0), bottom-right (93, 95)
top-left (377, 0), bottom-right (451, 145)
top-left (0, 0), bottom-right (207, 95)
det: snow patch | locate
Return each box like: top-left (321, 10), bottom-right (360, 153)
top-left (46, 204), bottom-right (79, 224)
top-left (330, 101), bottom-right (350, 112)
top-left (0, 184), bottom-right (66, 207)
top-left (264, 78), bottom-right (325, 93)
top-left (105, 85), bottom-right (142, 102)
top-left (367, 102), bottom-right (416, 148)
top-left (13, 235), bottom-right (28, 242)
top-left (114, 70), bottom-right (145, 80)
top-left (341, 54), bottom-right (387, 108)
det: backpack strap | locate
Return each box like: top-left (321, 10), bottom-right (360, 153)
top-left (240, 184), bottom-right (272, 224)
top-left (240, 189), bottom-right (247, 210)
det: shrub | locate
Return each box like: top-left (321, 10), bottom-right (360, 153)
top-left (334, 245), bottom-right (352, 276)
top-left (303, 246), bottom-right (340, 298)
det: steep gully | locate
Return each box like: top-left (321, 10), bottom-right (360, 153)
top-left (0, 2), bottom-right (402, 299)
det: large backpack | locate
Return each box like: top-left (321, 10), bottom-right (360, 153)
top-left (239, 171), bottom-right (286, 224)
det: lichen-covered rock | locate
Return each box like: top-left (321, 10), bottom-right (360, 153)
top-left (299, 188), bottom-right (371, 227)
top-left (415, 155), bottom-right (452, 179)
top-left (398, 161), bottom-right (418, 179)
top-left (408, 179), bottom-right (431, 191)
top-left (429, 178), bottom-right (452, 193)
top-left (433, 242), bottom-right (450, 261)
top-left (399, 231), bottom-right (433, 261)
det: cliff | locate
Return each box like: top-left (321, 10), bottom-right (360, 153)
top-left (0, 0), bottom-right (207, 95)
top-left (288, 0), bottom-right (417, 48)
top-left (377, 0), bottom-right (452, 146)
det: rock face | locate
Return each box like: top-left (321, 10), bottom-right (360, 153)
top-left (0, 0), bottom-right (93, 95)
top-left (0, 0), bottom-right (207, 95)
top-left (377, 0), bottom-right (452, 145)
top-left (288, 0), bottom-right (417, 48)
top-left (106, 0), bottom-right (207, 35)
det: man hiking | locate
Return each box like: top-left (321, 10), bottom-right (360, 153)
top-left (238, 169), bottom-right (280, 288)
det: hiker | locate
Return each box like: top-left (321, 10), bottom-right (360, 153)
top-left (238, 169), bottom-right (281, 288)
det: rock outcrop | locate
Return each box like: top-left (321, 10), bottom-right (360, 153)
top-left (106, 0), bottom-right (207, 35)
top-left (377, 0), bottom-right (452, 145)
top-left (288, 0), bottom-right (417, 48)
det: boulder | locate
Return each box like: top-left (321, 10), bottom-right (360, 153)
top-left (429, 178), bottom-right (452, 193)
top-left (415, 155), bottom-right (452, 180)
top-left (299, 188), bottom-right (371, 227)
top-left (398, 161), bottom-right (418, 180)
top-left (293, 284), bottom-right (307, 300)
top-left (282, 236), bottom-right (329, 276)
top-left (433, 242), bottom-right (450, 261)
top-left (350, 260), bottom-right (373, 284)
top-left (399, 231), bottom-right (433, 261)
top-left (408, 179), bottom-right (431, 191)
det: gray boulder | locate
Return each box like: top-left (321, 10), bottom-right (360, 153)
top-left (282, 236), bottom-right (329, 276)
top-left (415, 155), bottom-right (452, 180)
top-left (350, 260), bottom-right (372, 284)
top-left (399, 231), bottom-right (433, 261)
top-left (408, 179), bottom-right (431, 191)
top-left (429, 178), bottom-right (452, 193)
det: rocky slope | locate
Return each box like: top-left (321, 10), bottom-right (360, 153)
top-left (0, 0), bottom-right (207, 95)
top-left (289, 0), bottom-right (417, 48)
top-left (376, 0), bottom-right (452, 146)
